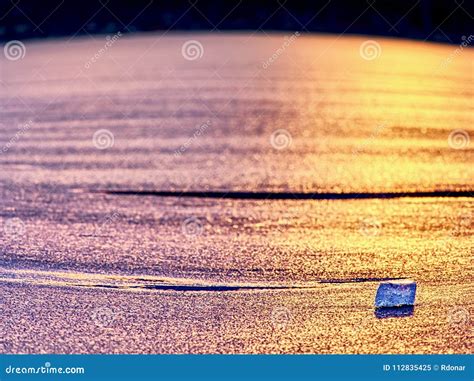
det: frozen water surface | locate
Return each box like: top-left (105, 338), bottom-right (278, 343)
top-left (0, 33), bottom-right (472, 354)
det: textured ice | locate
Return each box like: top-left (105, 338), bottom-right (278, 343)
top-left (1, 34), bottom-right (472, 354)
top-left (375, 280), bottom-right (417, 308)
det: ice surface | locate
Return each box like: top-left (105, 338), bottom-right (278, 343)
top-left (375, 280), bottom-right (417, 308)
top-left (1, 34), bottom-right (472, 354)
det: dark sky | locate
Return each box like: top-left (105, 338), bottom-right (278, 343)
top-left (0, 0), bottom-right (472, 43)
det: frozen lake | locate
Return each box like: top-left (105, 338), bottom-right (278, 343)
top-left (0, 33), bottom-right (472, 353)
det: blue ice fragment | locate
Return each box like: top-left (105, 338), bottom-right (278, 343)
top-left (375, 306), bottom-right (414, 319)
top-left (375, 280), bottom-right (416, 308)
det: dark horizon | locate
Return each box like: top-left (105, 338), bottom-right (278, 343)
top-left (1, 0), bottom-right (472, 43)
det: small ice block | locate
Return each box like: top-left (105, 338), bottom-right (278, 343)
top-left (375, 280), bottom-right (416, 308)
